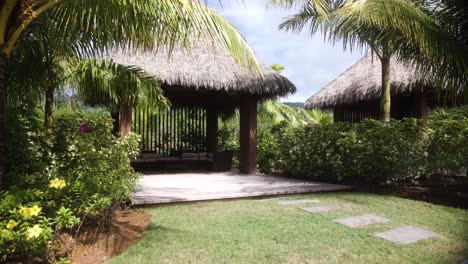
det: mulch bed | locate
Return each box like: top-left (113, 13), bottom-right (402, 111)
top-left (58, 208), bottom-right (151, 264)
top-left (355, 179), bottom-right (468, 209)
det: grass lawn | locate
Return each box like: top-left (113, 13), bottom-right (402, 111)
top-left (110, 192), bottom-right (468, 264)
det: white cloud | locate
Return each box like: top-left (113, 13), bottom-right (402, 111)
top-left (208, 0), bottom-right (364, 102)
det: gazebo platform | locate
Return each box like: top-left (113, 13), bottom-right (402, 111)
top-left (131, 172), bottom-right (351, 205)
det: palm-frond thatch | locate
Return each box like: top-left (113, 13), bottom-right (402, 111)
top-left (107, 40), bottom-right (296, 98)
top-left (305, 54), bottom-right (432, 109)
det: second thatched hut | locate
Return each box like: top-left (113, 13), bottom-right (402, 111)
top-left (305, 54), bottom-right (462, 123)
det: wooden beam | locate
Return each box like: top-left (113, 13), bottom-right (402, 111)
top-left (206, 107), bottom-right (218, 153)
top-left (120, 100), bottom-right (132, 135)
top-left (239, 95), bottom-right (257, 174)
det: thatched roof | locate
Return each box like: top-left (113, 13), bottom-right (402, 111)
top-left (107, 40), bottom-right (296, 98)
top-left (305, 54), bottom-right (431, 109)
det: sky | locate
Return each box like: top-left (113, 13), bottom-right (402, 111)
top-left (208, 0), bottom-right (364, 102)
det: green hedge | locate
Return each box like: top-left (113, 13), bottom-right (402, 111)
top-left (263, 118), bottom-right (467, 184)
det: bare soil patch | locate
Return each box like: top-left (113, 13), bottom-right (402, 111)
top-left (59, 208), bottom-right (150, 264)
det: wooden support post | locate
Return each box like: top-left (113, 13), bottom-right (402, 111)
top-left (418, 92), bottom-right (428, 123)
top-left (120, 100), bottom-right (132, 135)
top-left (206, 106), bottom-right (218, 154)
top-left (239, 95), bottom-right (257, 174)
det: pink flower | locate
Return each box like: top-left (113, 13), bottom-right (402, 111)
top-left (78, 123), bottom-right (89, 133)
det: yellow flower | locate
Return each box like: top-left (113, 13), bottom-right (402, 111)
top-left (29, 205), bottom-right (41, 217)
top-left (26, 225), bottom-right (42, 239)
top-left (6, 220), bottom-right (17, 230)
top-left (49, 178), bottom-right (66, 189)
top-left (20, 206), bottom-right (30, 217)
top-left (19, 205), bottom-right (42, 218)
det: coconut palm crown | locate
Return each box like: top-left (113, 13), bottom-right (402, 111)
top-left (270, 0), bottom-right (468, 122)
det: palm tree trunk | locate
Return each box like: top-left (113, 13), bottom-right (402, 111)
top-left (45, 86), bottom-right (54, 126)
top-left (119, 100), bottom-right (132, 135)
top-left (380, 50), bottom-right (391, 123)
top-left (0, 55), bottom-right (6, 188)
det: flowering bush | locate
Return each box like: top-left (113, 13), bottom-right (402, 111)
top-left (2, 108), bottom-right (141, 262)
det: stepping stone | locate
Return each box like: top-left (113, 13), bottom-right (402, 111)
top-left (374, 226), bottom-right (438, 245)
top-left (334, 214), bottom-right (390, 228)
top-left (302, 205), bottom-right (348, 213)
top-left (278, 199), bottom-right (320, 205)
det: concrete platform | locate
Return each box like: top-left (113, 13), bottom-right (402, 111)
top-left (131, 172), bottom-right (351, 205)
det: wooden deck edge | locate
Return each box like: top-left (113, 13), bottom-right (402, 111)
top-left (131, 185), bottom-right (352, 206)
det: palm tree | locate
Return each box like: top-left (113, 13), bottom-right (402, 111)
top-left (6, 18), bottom-right (72, 126)
top-left (70, 59), bottom-right (169, 134)
top-left (308, 109), bottom-right (333, 124)
top-left (0, 0), bottom-right (260, 187)
top-left (271, 0), bottom-right (468, 122)
top-left (258, 100), bottom-right (316, 128)
top-left (260, 64), bottom-right (314, 126)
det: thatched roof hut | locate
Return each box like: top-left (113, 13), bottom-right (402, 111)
top-left (107, 40), bottom-right (296, 99)
top-left (108, 38), bottom-right (296, 174)
top-left (305, 54), bottom-right (431, 109)
top-left (304, 54), bottom-right (443, 123)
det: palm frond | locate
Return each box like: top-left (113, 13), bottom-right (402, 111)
top-left (70, 59), bottom-right (169, 112)
top-left (258, 100), bottom-right (316, 127)
top-left (274, 0), bottom-right (468, 96)
top-left (46, 0), bottom-right (259, 70)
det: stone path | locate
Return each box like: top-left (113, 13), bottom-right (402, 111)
top-left (277, 199), bottom-right (320, 205)
top-left (302, 205), bottom-right (349, 213)
top-left (374, 226), bottom-right (439, 245)
top-left (334, 214), bottom-right (390, 228)
top-left (262, 197), bottom-right (440, 246)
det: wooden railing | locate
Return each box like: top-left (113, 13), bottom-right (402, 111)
top-left (133, 106), bottom-right (207, 156)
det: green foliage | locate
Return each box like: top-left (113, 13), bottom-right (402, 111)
top-left (308, 109), bottom-right (333, 124)
top-left (429, 105), bottom-right (468, 121)
top-left (270, 63), bottom-right (285, 73)
top-left (4, 105), bottom-right (46, 179)
top-left (218, 119), bottom-right (240, 168)
top-left (2, 108), bottom-right (141, 262)
top-left (272, 0), bottom-right (468, 96)
top-left (256, 122), bottom-right (290, 174)
top-left (218, 101), bottom-right (316, 172)
top-left (71, 59), bottom-right (169, 112)
top-left (45, 108), bottom-right (141, 207)
top-left (272, 118), bottom-right (466, 184)
top-left (426, 119), bottom-right (468, 177)
top-left (257, 129), bottom-right (279, 174)
top-left (258, 100), bottom-right (315, 128)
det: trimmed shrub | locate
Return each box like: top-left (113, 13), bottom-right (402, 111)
top-left (426, 119), bottom-right (468, 177)
top-left (257, 129), bottom-right (278, 174)
top-left (274, 118), bottom-right (466, 184)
